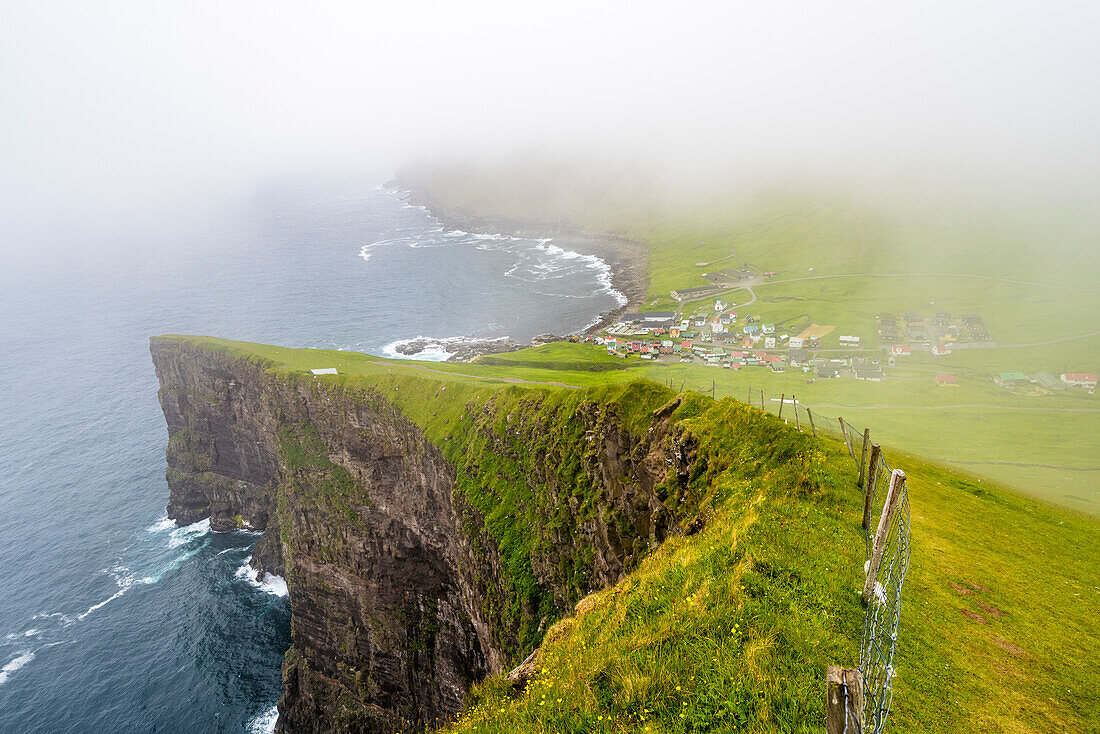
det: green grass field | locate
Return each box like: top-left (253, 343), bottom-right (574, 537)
top-left (157, 336), bottom-right (1100, 733)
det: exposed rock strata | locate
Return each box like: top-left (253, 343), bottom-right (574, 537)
top-left (151, 339), bottom-right (692, 733)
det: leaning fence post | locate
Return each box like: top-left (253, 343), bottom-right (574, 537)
top-left (793, 395), bottom-right (800, 431)
top-left (839, 417), bottom-right (854, 459)
top-left (863, 469), bottom-right (905, 604)
top-left (862, 443), bottom-right (882, 530)
top-left (858, 428), bottom-right (871, 488)
top-left (807, 407), bottom-right (817, 437)
top-left (826, 666), bottom-right (863, 734)
top-left (760, 389), bottom-right (765, 412)
top-left (778, 393), bottom-right (785, 420)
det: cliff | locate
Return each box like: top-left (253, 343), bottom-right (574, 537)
top-left (150, 337), bottom-right (699, 733)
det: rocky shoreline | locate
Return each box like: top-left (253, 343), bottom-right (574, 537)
top-left (389, 181), bottom-right (649, 361)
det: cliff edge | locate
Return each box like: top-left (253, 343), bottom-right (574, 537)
top-left (150, 337), bottom-right (695, 733)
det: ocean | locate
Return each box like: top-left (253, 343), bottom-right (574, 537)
top-left (0, 181), bottom-right (623, 733)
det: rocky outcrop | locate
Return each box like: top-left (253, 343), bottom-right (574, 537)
top-left (150, 338), bottom-right (693, 733)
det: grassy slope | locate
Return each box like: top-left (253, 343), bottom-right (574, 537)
top-left (158, 336), bottom-right (1100, 733)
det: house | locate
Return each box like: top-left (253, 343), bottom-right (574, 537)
top-left (788, 336), bottom-right (804, 349)
top-left (681, 340), bottom-right (693, 350)
top-left (931, 344), bottom-right (952, 357)
top-left (994, 372), bottom-right (1030, 388)
top-left (890, 345), bottom-right (912, 357)
top-left (838, 335), bottom-right (860, 348)
top-left (1061, 373), bottom-right (1098, 389)
top-left (935, 374), bottom-right (958, 386)
top-left (788, 348), bottom-right (809, 366)
top-left (854, 367), bottom-right (884, 382)
top-left (744, 325), bottom-right (760, 335)
top-left (669, 327), bottom-right (681, 338)
top-left (816, 364), bottom-right (839, 378)
top-left (764, 337), bottom-right (776, 349)
top-left (762, 323), bottom-right (775, 335)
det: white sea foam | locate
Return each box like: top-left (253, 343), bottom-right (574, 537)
top-left (0, 652), bottom-right (34, 686)
top-left (235, 559), bottom-right (289, 597)
top-left (167, 518), bottom-right (210, 548)
top-left (247, 704), bottom-right (280, 734)
top-left (381, 335), bottom-right (510, 363)
top-left (145, 516), bottom-right (176, 533)
top-left (76, 588), bottom-right (128, 621)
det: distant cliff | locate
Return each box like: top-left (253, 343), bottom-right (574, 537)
top-left (150, 337), bottom-right (697, 733)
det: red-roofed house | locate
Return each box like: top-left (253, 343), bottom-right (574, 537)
top-left (681, 340), bottom-right (693, 350)
top-left (890, 345), bottom-right (912, 356)
top-left (935, 374), bottom-right (958, 386)
top-left (1061, 373), bottom-right (1097, 389)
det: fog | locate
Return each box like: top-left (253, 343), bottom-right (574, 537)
top-left (2, 0), bottom-right (1098, 246)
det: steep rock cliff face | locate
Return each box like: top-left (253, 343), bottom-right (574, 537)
top-left (150, 339), bottom-right (693, 733)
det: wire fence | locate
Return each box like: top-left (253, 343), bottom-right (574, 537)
top-left (665, 379), bottom-right (911, 733)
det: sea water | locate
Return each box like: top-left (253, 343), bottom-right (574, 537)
top-left (0, 180), bottom-right (623, 733)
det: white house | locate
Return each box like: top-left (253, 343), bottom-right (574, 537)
top-left (789, 336), bottom-right (804, 349)
top-left (839, 335), bottom-right (861, 348)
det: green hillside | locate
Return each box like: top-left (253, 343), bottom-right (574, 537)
top-left (158, 336), bottom-right (1100, 733)
top-left (394, 166), bottom-right (1100, 516)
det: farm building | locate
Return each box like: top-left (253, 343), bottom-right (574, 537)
top-left (838, 335), bottom-right (861, 347)
top-left (1061, 373), bottom-right (1097, 389)
top-left (854, 367), bottom-right (884, 382)
top-left (994, 372), bottom-right (1030, 388)
top-left (1034, 372), bottom-right (1063, 390)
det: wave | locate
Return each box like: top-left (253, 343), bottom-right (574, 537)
top-left (145, 516), bottom-right (176, 534)
top-left (235, 559), bottom-right (289, 597)
top-left (0, 651), bottom-right (34, 686)
top-left (381, 335), bottom-right (510, 363)
top-left (167, 518), bottom-right (211, 548)
top-left (247, 704), bottom-right (280, 734)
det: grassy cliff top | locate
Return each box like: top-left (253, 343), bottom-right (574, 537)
top-left (153, 335), bottom-right (1099, 732)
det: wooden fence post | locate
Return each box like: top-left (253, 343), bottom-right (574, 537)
top-left (712, 379), bottom-right (716, 398)
top-left (807, 408), bottom-right (817, 437)
top-left (863, 469), bottom-right (906, 604)
top-left (778, 394), bottom-right (785, 420)
top-left (862, 443), bottom-right (882, 530)
top-left (861, 443), bottom-right (882, 530)
top-left (858, 428), bottom-right (871, 488)
top-left (760, 389), bottom-right (765, 412)
top-left (793, 395), bottom-right (800, 431)
top-left (826, 666), bottom-right (864, 734)
top-left (839, 417), bottom-right (854, 459)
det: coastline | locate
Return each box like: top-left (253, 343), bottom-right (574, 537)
top-left (389, 182), bottom-right (649, 356)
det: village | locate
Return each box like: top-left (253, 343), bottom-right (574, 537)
top-left (592, 297), bottom-right (887, 380)
top-left (584, 298), bottom-right (1096, 394)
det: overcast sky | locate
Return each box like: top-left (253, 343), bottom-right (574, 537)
top-left (2, 0), bottom-right (1098, 233)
